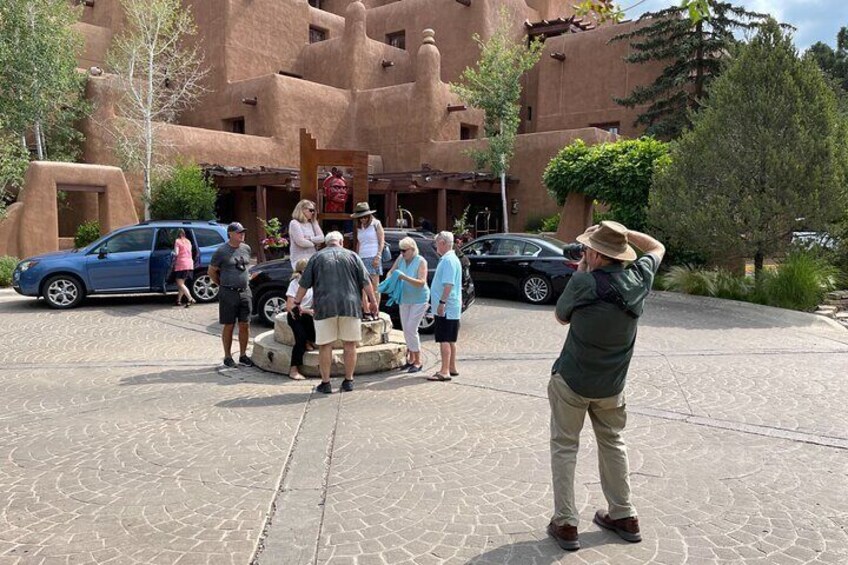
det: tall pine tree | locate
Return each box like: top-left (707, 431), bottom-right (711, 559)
top-left (649, 19), bottom-right (848, 276)
top-left (611, 1), bottom-right (768, 140)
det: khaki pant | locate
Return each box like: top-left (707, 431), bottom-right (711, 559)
top-left (548, 375), bottom-right (635, 527)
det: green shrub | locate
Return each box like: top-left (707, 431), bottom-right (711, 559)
top-left (149, 163), bottom-right (217, 220)
top-left (661, 265), bottom-right (717, 296)
top-left (754, 252), bottom-right (839, 311)
top-left (0, 256), bottom-right (19, 287)
top-left (74, 220), bottom-right (101, 249)
top-left (540, 214), bottom-right (560, 233)
top-left (714, 269), bottom-right (753, 301)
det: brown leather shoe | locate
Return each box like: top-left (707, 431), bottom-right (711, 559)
top-left (547, 521), bottom-right (580, 551)
top-left (593, 510), bottom-right (642, 543)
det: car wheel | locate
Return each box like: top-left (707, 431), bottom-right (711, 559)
top-left (191, 275), bottom-right (219, 303)
top-left (522, 274), bottom-right (552, 304)
top-left (419, 309), bottom-right (436, 334)
top-left (43, 274), bottom-right (85, 309)
top-left (258, 291), bottom-right (286, 326)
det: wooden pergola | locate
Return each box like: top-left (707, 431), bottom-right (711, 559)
top-left (525, 14), bottom-right (596, 44)
top-left (203, 164), bottom-right (512, 258)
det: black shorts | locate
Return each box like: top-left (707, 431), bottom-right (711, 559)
top-left (174, 269), bottom-right (193, 280)
top-left (219, 288), bottom-right (252, 324)
top-left (434, 316), bottom-right (460, 343)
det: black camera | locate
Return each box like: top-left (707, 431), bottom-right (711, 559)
top-left (562, 243), bottom-right (585, 261)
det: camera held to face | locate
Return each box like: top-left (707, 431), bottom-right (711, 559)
top-left (562, 243), bottom-right (585, 261)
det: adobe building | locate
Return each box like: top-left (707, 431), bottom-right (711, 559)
top-left (2, 0), bottom-right (662, 257)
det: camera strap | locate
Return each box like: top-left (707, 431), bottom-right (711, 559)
top-left (591, 270), bottom-right (639, 319)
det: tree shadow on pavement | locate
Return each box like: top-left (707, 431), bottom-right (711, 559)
top-left (466, 531), bottom-right (623, 564)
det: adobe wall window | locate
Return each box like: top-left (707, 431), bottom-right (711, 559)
top-left (460, 124), bottom-right (478, 140)
top-left (223, 117), bottom-right (245, 134)
top-left (527, 106), bottom-right (533, 121)
top-left (308, 0), bottom-right (321, 8)
top-left (309, 26), bottom-right (327, 44)
top-left (590, 121), bottom-right (620, 135)
top-left (386, 31), bottom-right (406, 50)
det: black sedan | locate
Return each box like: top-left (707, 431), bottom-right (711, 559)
top-left (248, 229), bottom-right (475, 329)
top-left (460, 233), bottom-right (577, 304)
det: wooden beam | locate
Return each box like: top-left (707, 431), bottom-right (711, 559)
top-left (212, 172), bottom-right (294, 188)
top-left (56, 184), bottom-right (105, 193)
top-left (447, 104), bottom-right (467, 113)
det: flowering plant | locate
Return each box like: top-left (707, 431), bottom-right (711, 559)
top-left (260, 217), bottom-right (289, 250)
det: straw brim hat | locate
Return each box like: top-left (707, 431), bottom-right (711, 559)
top-left (351, 202), bottom-right (376, 219)
top-left (576, 220), bottom-right (637, 261)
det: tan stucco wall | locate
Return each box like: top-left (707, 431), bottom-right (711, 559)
top-left (73, 22), bottom-right (112, 69)
top-left (1, 162), bottom-right (138, 259)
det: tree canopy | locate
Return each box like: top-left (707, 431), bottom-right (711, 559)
top-left (649, 20), bottom-right (848, 275)
top-left (610, 1), bottom-right (768, 140)
top-left (0, 0), bottom-right (89, 161)
top-left (543, 137), bottom-right (669, 232)
top-left (806, 27), bottom-right (848, 92)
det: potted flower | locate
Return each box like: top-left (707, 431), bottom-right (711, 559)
top-left (260, 217), bottom-right (289, 261)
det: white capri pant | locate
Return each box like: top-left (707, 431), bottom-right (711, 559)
top-left (399, 303), bottom-right (429, 352)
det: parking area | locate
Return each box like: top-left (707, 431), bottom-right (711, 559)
top-left (0, 289), bottom-right (846, 564)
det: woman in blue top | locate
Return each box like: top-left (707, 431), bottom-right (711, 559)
top-left (386, 236), bottom-right (430, 373)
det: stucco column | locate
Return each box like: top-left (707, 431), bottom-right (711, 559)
top-left (556, 192), bottom-right (593, 243)
top-left (341, 1), bottom-right (368, 91)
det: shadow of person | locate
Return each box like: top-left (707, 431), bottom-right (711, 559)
top-left (216, 392), bottom-right (312, 408)
top-left (465, 531), bottom-right (625, 564)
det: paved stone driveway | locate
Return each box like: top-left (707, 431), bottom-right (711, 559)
top-left (0, 289), bottom-right (845, 565)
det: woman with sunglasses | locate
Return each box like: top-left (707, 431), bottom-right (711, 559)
top-left (386, 236), bottom-right (430, 373)
top-left (289, 199), bottom-right (324, 267)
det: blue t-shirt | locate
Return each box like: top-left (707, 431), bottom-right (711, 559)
top-left (398, 255), bottom-right (430, 305)
top-left (430, 250), bottom-right (462, 319)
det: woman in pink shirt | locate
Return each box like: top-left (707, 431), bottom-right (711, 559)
top-left (173, 229), bottom-right (195, 307)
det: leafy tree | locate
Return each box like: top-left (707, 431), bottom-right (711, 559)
top-left (0, 0), bottom-right (89, 160)
top-left (108, 0), bottom-right (207, 220)
top-left (543, 137), bottom-right (669, 232)
top-left (650, 20), bottom-right (848, 278)
top-left (806, 27), bottom-right (848, 92)
top-left (450, 7), bottom-right (542, 233)
top-left (0, 131), bottom-right (29, 208)
top-left (610, 1), bottom-right (768, 140)
top-left (149, 163), bottom-right (217, 221)
top-left (575, 0), bottom-right (712, 24)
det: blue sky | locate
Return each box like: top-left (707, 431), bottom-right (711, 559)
top-left (623, 0), bottom-right (848, 51)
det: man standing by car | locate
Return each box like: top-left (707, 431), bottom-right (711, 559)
top-left (547, 221), bottom-right (664, 552)
top-left (292, 231), bottom-right (378, 394)
top-left (208, 222), bottom-right (255, 369)
top-left (427, 231), bottom-right (463, 382)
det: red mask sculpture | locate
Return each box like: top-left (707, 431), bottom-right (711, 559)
top-left (323, 174), bottom-right (349, 213)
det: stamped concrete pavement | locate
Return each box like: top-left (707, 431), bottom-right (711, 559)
top-left (0, 288), bottom-right (845, 565)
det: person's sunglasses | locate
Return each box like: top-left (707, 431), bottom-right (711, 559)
top-left (306, 208), bottom-right (315, 212)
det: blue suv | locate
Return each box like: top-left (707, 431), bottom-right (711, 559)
top-left (12, 220), bottom-right (228, 309)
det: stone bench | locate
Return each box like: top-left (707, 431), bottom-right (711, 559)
top-left (253, 312), bottom-right (407, 377)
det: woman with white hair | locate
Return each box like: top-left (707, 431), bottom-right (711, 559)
top-left (288, 199), bottom-right (324, 267)
top-left (386, 236), bottom-right (430, 373)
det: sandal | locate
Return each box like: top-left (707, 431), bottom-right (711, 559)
top-left (427, 373), bottom-right (452, 382)
top-left (450, 371), bottom-right (459, 377)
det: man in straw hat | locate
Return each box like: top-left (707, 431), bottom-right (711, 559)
top-left (546, 221), bottom-right (665, 551)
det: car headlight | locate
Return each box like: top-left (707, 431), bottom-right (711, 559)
top-left (18, 260), bottom-right (39, 272)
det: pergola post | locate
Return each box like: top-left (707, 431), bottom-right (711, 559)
top-left (436, 189), bottom-right (447, 232)
top-left (256, 184), bottom-right (267, 263)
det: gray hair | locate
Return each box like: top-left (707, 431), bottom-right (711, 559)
top-left (435, 231), bottom-right (454, 247)
top-left (325, 231), bottom-right (343, 245)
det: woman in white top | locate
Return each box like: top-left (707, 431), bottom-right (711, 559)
top-left (351, 202), bottom-right (386, 317)
top-left (285, 258), bottom-right (315, 380)
top-left (288, 199), bottom-right (324, 267)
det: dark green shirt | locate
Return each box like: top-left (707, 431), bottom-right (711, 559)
top-left (299, 246), bottom-right (370, 321)
top-left (552, 254), bottom-right (661, 398)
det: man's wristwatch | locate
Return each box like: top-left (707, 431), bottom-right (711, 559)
top-left (439, 300), bottom-right (446, 304)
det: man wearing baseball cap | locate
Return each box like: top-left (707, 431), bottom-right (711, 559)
top-left (208, 222), bottom-right (254, 368)
top-left (547, 221), bottom-right (665, 551)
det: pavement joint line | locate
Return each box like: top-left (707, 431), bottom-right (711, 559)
top-left (250, 387), bottom-right (313, 565)
top-left (0, 360), bottom-right (215, 370)
top-left (311, 390), bottom-right (345, 565)
top-left (449, 380), bottom-right (848, 450)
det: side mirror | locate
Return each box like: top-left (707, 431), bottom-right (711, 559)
top-left (98, 246), bottom-right (108, 259)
